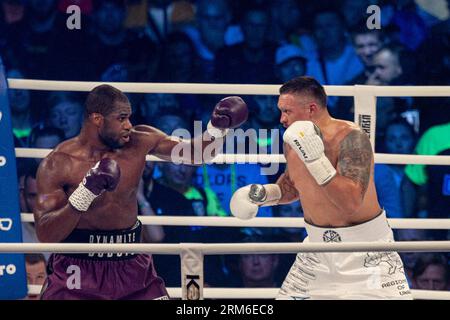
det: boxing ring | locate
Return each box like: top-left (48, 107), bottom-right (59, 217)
top-left (5, 80), bottom-right (450, 299)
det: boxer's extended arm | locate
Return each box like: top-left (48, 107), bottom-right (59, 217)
top-left (322, 130), bottom-right (372, 214)
top-left (133, 125), bottom-right (222, 164)
top-left (276, 171), bottom-right (300, 204)
top-left (135, 96), bottom-right (248, 164)
top-left (34, 153), bottom-right (82, 243)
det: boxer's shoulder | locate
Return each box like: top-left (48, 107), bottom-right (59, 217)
top-left (129, 125), bottom-right (168, 152)
top-left (131, 125), bottom-right (167, 143)
top-left (325, 120), bottom-right (362, 145)
top-left (41, 139), bottom-right (86, 173)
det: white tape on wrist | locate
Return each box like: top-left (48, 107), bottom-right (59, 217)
top-left (207, 121), bottom-right (229, 139)
top-left (305, 154), bottom-right (337, 186)
top-left (68, 183), bottom-right (98, 212)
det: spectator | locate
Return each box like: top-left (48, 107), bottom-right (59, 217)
top-left (158, 32), bottom-right (199, 83)
top-left (183, 0), bottom-right (232, 83)
top-left (88, 0), bottom-right (157, 81)
top-left (6, 0), bottom-right (90, 79)
top-left (18, 160), bottom-right (51, 259)
top-left (139, 102), bottom-right (197, 135)
top-left (27, 125), bottom-right (65, 167)
top-left (367, 45), bottom-right (404, 85)
top-left (340, 0), bottom-right (378, 30)
top-left (1, 0), bottom-right (25, 25)
top-left (381, 0), bottom-right (428, 51)
top-left (144, 0), bottom-right (196, 43)
top-left (215, 6), bottom-right (276, 84)
top-left (47, 92), bottom-right (84, 139)
top-left (412, 254), bottom-right (450, 291)
top-left (28, 125), bottom-right (65, 150)
top-left (307, 10), bottom-right (364, 113)
top-left (375, 118), bottom-right (417, 218)
top-left (225, 234), bottom-right (282, 288)
top-left (137, 171), bottom-right (165, 243)
top-left (335, 26), bottom-right (387, 120)
top-left (350, 26), bottom-right (387, 83)
top-left (308, 10), bottom-right (364, 84)
top-left (267, 0), bottom-right (302, 44)
top-left (403, 121), bottom-right (450, 226)
top-left (24, 254), bottom-right (47, 300)
top-left (395, 229), bottom-right (431, 282)
top-left (7, 68), bottom-right (32, 146)
top-left (375, 98), bottom-right (405, 144)
top-left (248, 95), bottom-right (280, 132)
top-left (274, 44), bottom-right (307, 84)
top-left (238, 253), bottom-right (280, 288)
top-left (417, 19), bottom-right (450, 85)
top-left (19, 160), bottom-right (38, 215)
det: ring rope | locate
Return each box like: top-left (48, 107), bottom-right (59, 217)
top-left (14, 148), bottom-right (450, 166)
top-left (7, 79), bottom-right (450, 96)
top-left (25, 285), bottom-right (450, 300)
top-left (2, 241), bottom-right (450, 254)
top-left (19, 213), bottom-right (450, 229)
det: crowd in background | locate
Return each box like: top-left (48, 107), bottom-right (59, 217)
top-left (1, 0), bottom-right (449, 297)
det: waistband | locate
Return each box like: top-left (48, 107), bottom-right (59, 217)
top-left (305, 210), bottom-right (392, 243)
top-left (61, 220), bottom-right (142, 261)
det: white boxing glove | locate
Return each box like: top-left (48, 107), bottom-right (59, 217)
top-left (283, 121), bottom-right (336, 186)
top-left (230, 184), bottom-right (282, 220)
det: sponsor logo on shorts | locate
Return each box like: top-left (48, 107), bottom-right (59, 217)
top-left (322, 230), bottom-right (342, 242)
top-left (88, 232), bottom-right (137, 258)
top-left (381, 279), bottom-right (411, 297)
top-left (364, 252), bottom-right (404, 275)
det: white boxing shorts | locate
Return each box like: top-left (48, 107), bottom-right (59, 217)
top-left (277, 210), bottom-right (413, 300)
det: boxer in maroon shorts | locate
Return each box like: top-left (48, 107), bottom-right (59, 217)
top-left (34, 84), bottom-right (247, 300)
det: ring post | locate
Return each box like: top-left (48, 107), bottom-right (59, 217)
top-left (181, 245), bottom-right (204, 300)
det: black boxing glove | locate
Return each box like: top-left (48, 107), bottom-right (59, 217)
top-left (69, 158), bottom-right (121, 212)
top-left (208, 96), bottom-right (248, 138)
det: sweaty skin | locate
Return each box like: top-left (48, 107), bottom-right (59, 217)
top-left (276, 93), bottom-right (381, 227)
top-left (34, 102), bottom-right (220, 242)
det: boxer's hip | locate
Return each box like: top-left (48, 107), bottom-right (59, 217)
top-left (304, 210), bottom-right (393, 243)
top-left (278, 210), bottom-right (412, 299)
top-left (42, 220), bottom-right (169, 299)
top-left (60, 220), bottom-right (142, 260)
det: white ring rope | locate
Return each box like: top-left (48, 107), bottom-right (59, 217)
top-left (14, 148), bottom-right (450, 166)
top-left (2, 241), bottom-right (450, 254)
top-left (26, 285), bottom-right (450, 300)
top-left (7, 79), bottom-right (450, 96)
top-left (19, 213), bottom-right (450, 229)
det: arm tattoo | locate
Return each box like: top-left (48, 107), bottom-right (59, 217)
top-left (338, 130), bottom-right (373, 197)
top-left (277, 170), bottom-right (299, 201)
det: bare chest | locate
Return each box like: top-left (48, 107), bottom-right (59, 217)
top-left (65, 153), bottom-right (146, 229)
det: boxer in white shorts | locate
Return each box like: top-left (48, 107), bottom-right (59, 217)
top-left (230, 76), bottom-right (412, 300)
